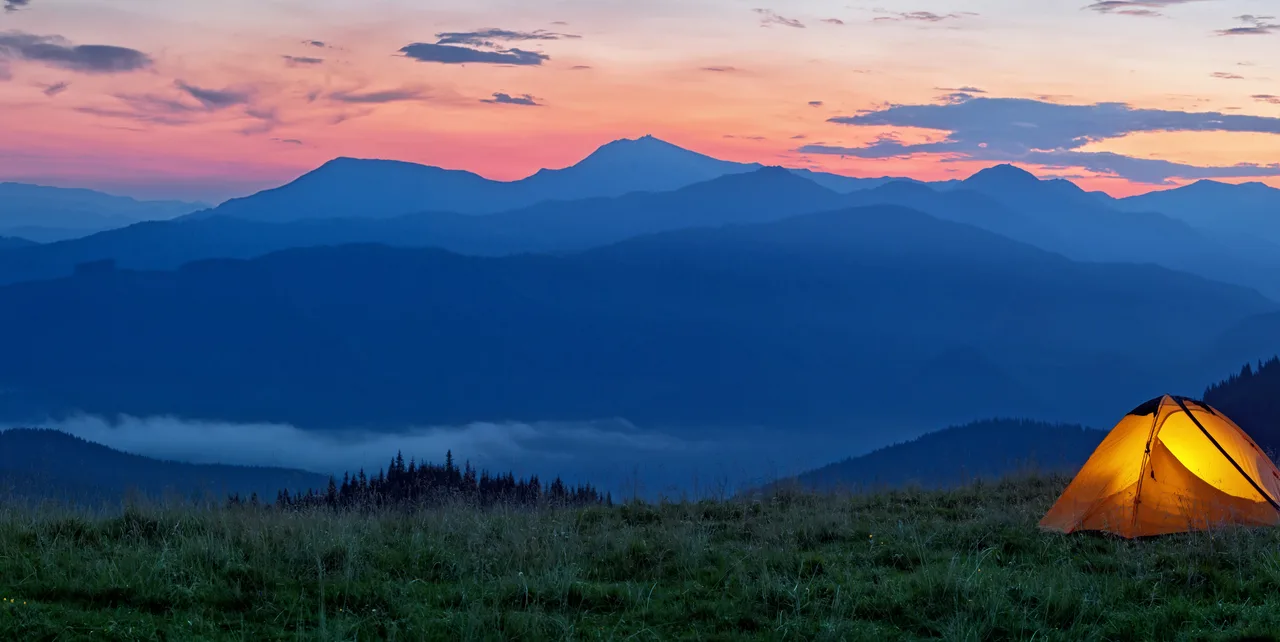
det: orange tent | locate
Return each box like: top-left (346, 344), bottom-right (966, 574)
top-left (1040, 395), bottom-right (1280, 538)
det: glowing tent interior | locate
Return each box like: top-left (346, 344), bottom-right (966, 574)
top-left (1040, 395), bottom-right (1280, 538)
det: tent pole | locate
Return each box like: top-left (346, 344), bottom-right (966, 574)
top-left (1173, 396), bottom-right (1280, 513)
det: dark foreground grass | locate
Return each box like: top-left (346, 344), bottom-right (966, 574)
top-left (2, 476), bottom-right (1280, 641)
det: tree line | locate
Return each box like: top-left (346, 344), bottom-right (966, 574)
top-left (1204, 355), bottom-right (1280, 457)
top-left (229, 449), bottom-right (611, 510)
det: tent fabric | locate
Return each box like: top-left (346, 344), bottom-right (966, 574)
top-left (1040, 395), bottom-right (1280, 538)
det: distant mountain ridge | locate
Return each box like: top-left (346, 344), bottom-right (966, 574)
top-left (767, 419), bottom-right (1105, 492)
top-left (0, 428), bottom-right (327, 506)
top-left (0, 236), bottom-right (37, 250)
top-left (5, 162), bottom-right (1276, 303)
top-left (929, 164), bottom-right (1280, 299)
top-left (9, 139), bottom-right (1274, 302)
top-left (6, 138), bottom-right (1275, 254)
top-left (1116, 179), bottom-right (1280, 248)
top-left (0, 182), bottom-right (205, 242)
top-left (518, 135), bottom-right (764, 197)
top-left (0, 205), bottom-right (1268, 431)
top-left (169, 155), bottom-right (1280, 301)
top-left (0, 167), bottom-right (848, 285)
top-left (189, 135), bottom-right (914, 222)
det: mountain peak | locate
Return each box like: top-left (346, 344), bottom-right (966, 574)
top-left (522, 134), bottom-right (760, 193)
top-left (316, 156), bottom-right (376, 169)
top-left (678, 164), bottom-right (833, 195)
top-left (1185, 179), bottom-right (1276, 194)
top-left (754, 164), bottom-right (792, 175)
top-left (966, 163), bottom-right (1041, 185)
top-left (316, 156), bottom-right (419, 170)
top-left (586, 134), bottom-right (691, 159)
top-left (302, 156), bottom-right (478, 183)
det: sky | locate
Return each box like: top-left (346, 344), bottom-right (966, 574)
top-left (0, 0), bottom-right (1277, 202)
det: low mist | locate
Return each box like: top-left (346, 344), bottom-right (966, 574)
top-left (3, 414), bottom-right (932, 499)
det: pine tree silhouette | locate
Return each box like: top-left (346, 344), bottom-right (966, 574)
top-left (263, 449), bottom-right (606, 511)
top-left (1205, 355), bottom-right (1280, 458)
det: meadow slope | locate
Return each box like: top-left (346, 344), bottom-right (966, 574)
top-left (1, 477), bottom-right (1278, 641)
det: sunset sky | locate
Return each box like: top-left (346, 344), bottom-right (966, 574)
top-left (1, 0), bottom-right (1277, 202)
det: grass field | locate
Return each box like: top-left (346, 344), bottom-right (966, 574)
top-left (2, 475), bottom-right (1280, 641)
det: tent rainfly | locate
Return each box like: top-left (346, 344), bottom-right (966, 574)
top-left (1040, 394), bottom-right (1280, 538)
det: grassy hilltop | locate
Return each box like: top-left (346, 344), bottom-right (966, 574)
top-left (2, 476), bottom-right (1279, 641)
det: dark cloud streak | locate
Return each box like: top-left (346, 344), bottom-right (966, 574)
top-left (813, 96), bottom-right (1280, 183)
top-left (399, 42), bottom-right (548, 65)
top-left (480, 92), bottom-right (541, 106)
top-left (0, 32), bottom-right (152, 74)
top-left (79, 81), bottom-right (274, 133)
top-left (1085, 0), bottom-right (1210, 17)
top-left (328, 87), bottom-right (425, 103)
top-left (283, 55), bottom-right (324, 66)
top-left (434, 28), bottom-right (579, 47)
top-left (175, 80), bottom-right (251, 109)
top-left (873, 10), bottom-right (975, 23)
top-left (754, 8), bottom-right (805, 28)
top-left (399, 27), bottom-right (576, 67)
top-left (937, 92), bottom-right (978, 104)
top-left (1217, 15), bottom-right (1280, 36)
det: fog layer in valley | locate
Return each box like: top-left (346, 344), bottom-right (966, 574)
top-left (3, 414), bottom-right (935, 499)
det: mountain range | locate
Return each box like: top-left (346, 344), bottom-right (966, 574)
top-left (0, 204), bottom-right (1268, 432)
top-left (2, 135), bottom-right (1280, 493)
top-left (0, 428), bottom-right (326, 506)
top-left (1116, 179), bottom-right (1280, 246)
top-left (0, 182), bottom-right (204, 242)
top-left (188, 135), bottom-right (906, 223)
top-left (770, 419), bottom-right (1106, 493)
top-left (3, 159), bottom-right (1280, 303)
top-left (0, 167), bottom-right (849, 285)
top-left (0, 236), bottom-right (37, 250)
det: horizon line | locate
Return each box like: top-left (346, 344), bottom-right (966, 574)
top-left (2, 134), bottom-right (1270, 206)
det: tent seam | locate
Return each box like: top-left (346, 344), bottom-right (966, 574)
top-left (1130, 398), bottom-right (1164, 529)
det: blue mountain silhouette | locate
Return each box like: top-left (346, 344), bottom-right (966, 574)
top-left (0, 204), bottom-right (1267, 432)
top-left (0, 236), bottom-right (37, 250)
top-left (190, 135), bottom-right (912, 222)
top-left (0, 167), bottom-right (844, 284)
top-left (0, 182), bottom-right (204, 242)
top-left (949, 164), bottom-right (1280, 298)
top-left (1117, 179), bottom-right (1280, 245)
top-left (0, 428), bottom-right (326, 504)
top-left (772, 419), bottom-right (1105, 492)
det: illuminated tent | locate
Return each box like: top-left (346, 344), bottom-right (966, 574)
top-left (1040, 395), bottom-right (1280, 538)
